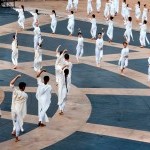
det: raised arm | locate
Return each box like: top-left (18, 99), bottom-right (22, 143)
top-left (37, 69), bottom-right (46, 78)
top-left (56, 45), bottom-right (61, 53)
top-left (10, 74), bottom-right (21, 86)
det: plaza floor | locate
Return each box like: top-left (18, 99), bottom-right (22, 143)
top-left (0, 1), bottom-right (150, 149)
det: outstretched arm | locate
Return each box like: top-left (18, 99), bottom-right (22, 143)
top-left (10, 74), bottom-right (21, 86)
top-left (37, 70), bottom-right (46, 78)
top-left (56, 45), bottom-right (61, 53)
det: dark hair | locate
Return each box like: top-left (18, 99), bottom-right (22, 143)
top-left (35, 9), bottom-right (39, 15)
top-left (13, 35), bottom-right (16, 39)
top-left (64, 69), bottom-right (69, 92)
top-left (92, 14), bottom-right (95, 18)
top-left (110, 16), bottom-right (114, 20)
top-left (60, 51), bottom-right (63, 55)
top-left (78, 32), bottom-right (82, 36)
top-left (64, 53), bottom-right (69, 60)
top-left (44, 76), bottom-right (49, 84)
top-left (138, 1), bottom-right (140, 7)
top-left (21, 5), bottom-right (24, 12)
top-left (19, 82), bottom-right (26, 90)
top-left (98, 32), bottom-right (102, 35)
top-left (123, 41), bottom-right (127, 45)
top-left (127, 4), bottom-right (129, 7)
top-left (52, 10), bottom-right (56, 16)
top-left (71, 11), bottom-right (74, 14)
top-left (123, 0), bottom-right (126, 3)
top-left (143, 20), bottom-right (147, 24)
top-left (144, 4), bottom-right (146, 7)
top-left (128, 17), bottom-right (132, 21)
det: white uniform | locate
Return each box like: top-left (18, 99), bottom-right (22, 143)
top-left (76, 36), bottom-right (84, 60)
top-left (121, 2), bottom-right (126, 18)
top-left (67, 14), bottom-right (75, 35)
top-left (10, 84), bottom-right (28, 132)
top-left (96, 0), bottom-right (101, 12)
top-left (104, 2), bottom-right (110, 19)
top-left (34, 26), bottom-right (42, 50)
top-left (11, 37), bottom-right (18, 67)
top-left (30, 12), bottom-right (39, 28)
top-left (114, 0), bottom-right (119, 13)
top-left (139, 23), bottom-right (149, 47)
top-left (107, 19), bottom-right (113, 40)
top-left (34, 47), bottom-right (42, 73)
top-left (119, 47), bottom-right (129, 69)
top-left (90, 18), bottom-right (97, 39)
top-left (36, 77), bottom-right (52, 123)
top-left (95, 36), bottom-right (104, 65)
top-left (142, 8), bottom-right (148, 22)
top-left (124, 20), bottom-right (133, 43)
top-left (15, 8), bottom-right (25, 29)
top-left (73, 0), bottom-right (79, 11)
top-left (110, 0), bottom-right (115, 17)
top-left (148, 57), bottom-right (150, 81)
top-left (124, 6), bottom-right (132, 21)
top-left (50, 14), bottom-right (57, 33)
top-left (135, 4), bottom-right (141, 20)
top-left (58, 68), bottom-right (71, 112)
top-left (87, 0), bottom-right (93, 15)
top-left (66, 0), bottom-right (73, 12)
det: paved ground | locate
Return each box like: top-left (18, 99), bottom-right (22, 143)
top-left (0, 1), bottom-right (150, 149)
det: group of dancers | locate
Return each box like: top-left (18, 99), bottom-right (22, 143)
top-left (7, 0), bottom-right (150, 142)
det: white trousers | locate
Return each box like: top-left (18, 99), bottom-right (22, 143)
top-left (120, 57), bottom-right (128, 69)
top-left (51, 22), bottom-right (57, 33)
top-left (95, 49), bottom-right (103, 64)
top-left (59, 101), bottom-right (66, 112)
top-left (148, 66), bottom-right (150, 81)
top-left (67, 22), bottom-right (74, 34)
top-left (91, 26), bottom-right (97, 38)
top-left (107, 27), bottom-right (113, 40)
top-left (76, 45), bottom-right (84, 58)
top-left (87, 4), bottom-right (93, 14)
top-left (18, 16), bottom-right (25, 29)
top-left (34, 35), bottom-right (42, 50)
top-left (12, 52), bottom-right (18, 66)
top-left (66, 2), bottom-right (73, 11)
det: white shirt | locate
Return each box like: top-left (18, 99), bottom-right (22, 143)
top-left (96, 38), bottom-right (104, 50)
top-left (34, 26), bottom-right (41, 36)
top-left (121, 47), bottom-right (129, 58)
top-left (77, 37), bottom-right (84, 46)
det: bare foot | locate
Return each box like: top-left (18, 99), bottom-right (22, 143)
top-left (15, 137), bottom-right (20, 142)
top-left (40, 123), bottom-right (46, 127)
top-left (59, 111), bottom-right (64, 115)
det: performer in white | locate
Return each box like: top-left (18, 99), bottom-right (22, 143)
top-left (76, 32), bottom-right (84, 62)
top-left (87, 0), bottom-right (93, 15)
top-left (119, 42), bottom-right (129, 75)
top-left (104, 0), bottom-right (110, 20)
top-left (14, 5), bottom-right (25, 29)
top-left (135, 1), bottom-right (141, 21)
top-left (67, 11), bottom-right (75, 36)
top-left (55, 45), bottom-right (64, 84)
top-left (110, 0), bottom-right (115, 17)
top-left (29, 9), bottom-right (39, 28)
top-left (10, 74), bottom-right (28, 142)
top-left (34, 40), bottom-right (43, 73)
top-left (124, 17), bottom-right (134, 43)
top-left (36, 70), bottom-right (52, 127)
top-left (148, 57), bottom-right (150, 81)
top-left (142, 4), bottom-right (148, 23)
top-left (34, 22), bottom-right (42, 50)
top-left (106, 16), bottom-right (114, 43)
top-left (89, 14), bottom-right (97, 39)
top-left (124, 4), bottom-right (132, 21)
top-left (66, 0), bottom-right (73, 12)
top-left (11, 31), bottom-right (18, 69)
top-left (73, 0), bottom-right (79, 12)
top-left (139, 20), bottom-right (149, 48)
top-left (50, 10), bottom-right (57, 34)
top-left (121, 0), bottom-right (126, 19)
top-left (114, 0), bottom-right (119, 15)
top-left (96, 0), bottom-right (101, 13)
top-left (95, 31), bottom-right (104, 67)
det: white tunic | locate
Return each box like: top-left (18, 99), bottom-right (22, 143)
top-left (142, 8), bottom-right (148, 22)
top-left (104, 2), bottom-right (110, 18)
top-left (90, 18), bottom-right (97, 38)
top-left (76, 37), bottom-right (84, 57)
top-left (36, 77), bottom-right (52, 122)
top-left (135, 4), bottom-right (141, 20)
top-left (96, 0), bottom-right (101, 12)
top-left (124, 21), bottom-right (133, 43)
top-left (107, 20), bottom-right (113, 40)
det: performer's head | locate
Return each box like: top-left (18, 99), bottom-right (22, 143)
top-left (21, 5), bottom-right (24, 12)
top-left (52, 10), bottom-right (56, 16)
top-left (35, 9), bottom-right (39, 14)
top-left (123, 42), bottom-right (128, 48)
top-left (138, 1), bottom-right (140, 7)
top-left (143, 20), bottom-right (147, 24)
top-left (78, 32), bottom-right (82, 37)
top-left (110, 16), bottom-right (114, 21)
top-left (92, 14), bottom-right (95, 18)
top-left (144, 4), bottom-right (146, 8)
top-left (13, 35), bottom-right (16, 40)
top-left (44, 76), bottom-right (50, 84)
top-left (71, 11), bottom-right (74, 14)
top-left (123, 0), bottom-right (126, 3)
top-left (19, 82), bottom-right (26, 91)
top-left (64, 53), bottom-right (69, 61)
top-left (128, 17), bottom-right (132, 22)
top-left (98, 33), bottom-right (102, 39)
